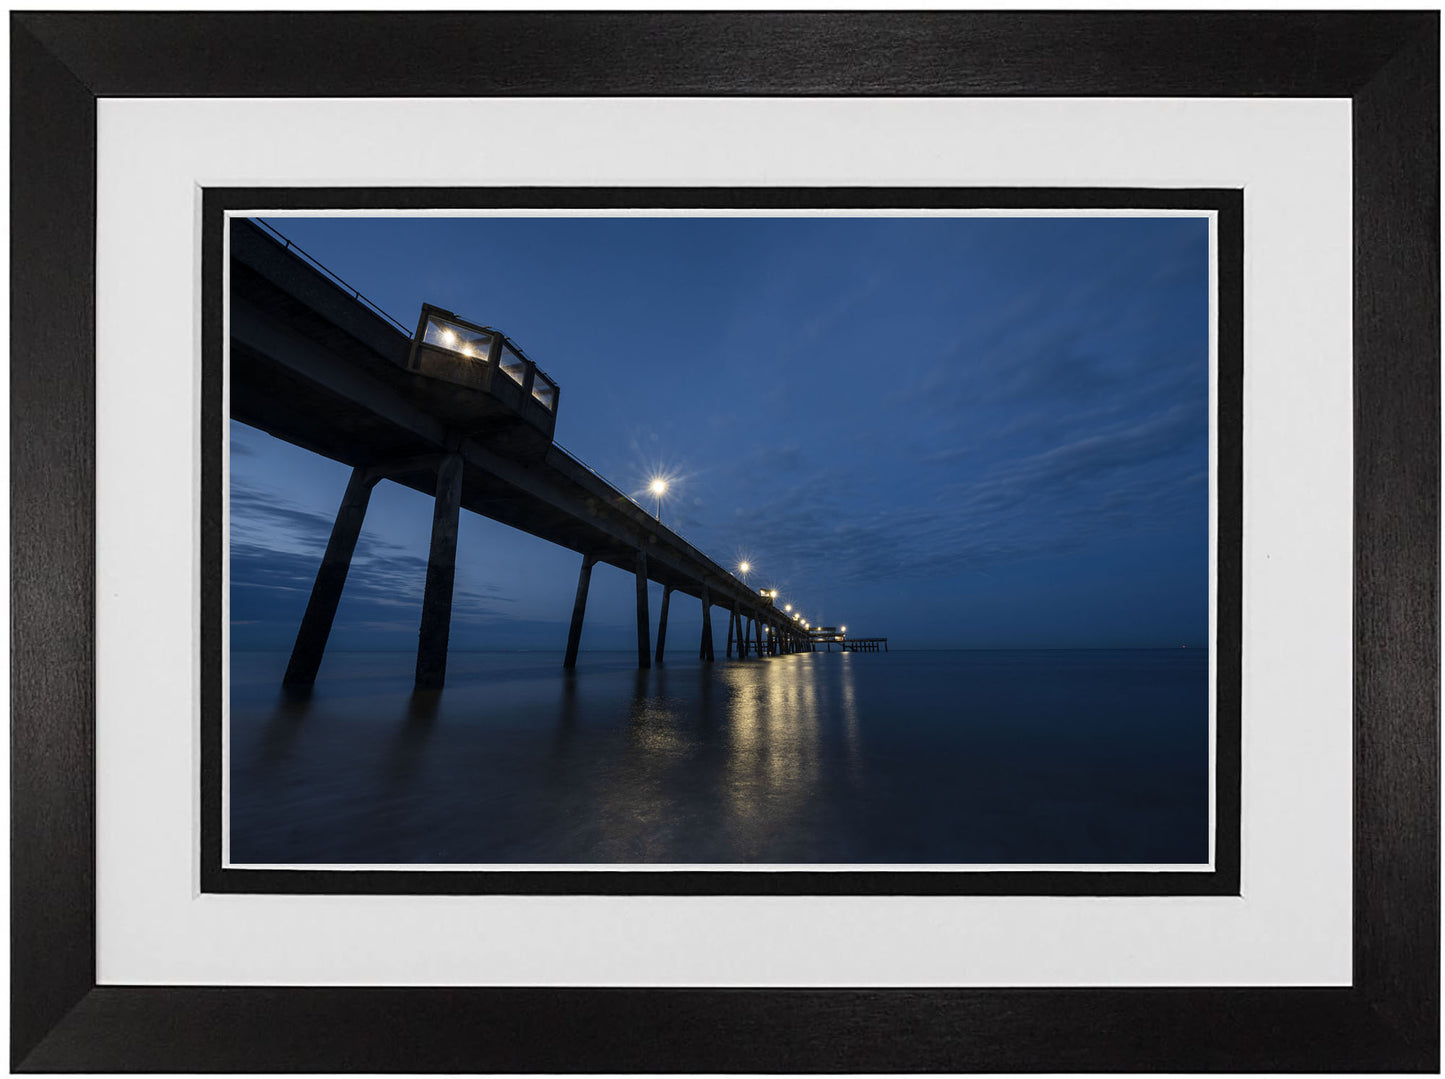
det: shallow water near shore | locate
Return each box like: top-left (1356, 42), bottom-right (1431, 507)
top-left (227, 647), bottom-right (1209, 866)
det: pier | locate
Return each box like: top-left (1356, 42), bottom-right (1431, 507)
top-left (800, 627), bottom-right (888, 653)
top-left (820, 638), bottom-right (889, 653)
top-left (229, 220), bottom-right (882, 688)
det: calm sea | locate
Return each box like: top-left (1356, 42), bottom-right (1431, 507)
top-left (228, 648), bottom-right (1209, 866)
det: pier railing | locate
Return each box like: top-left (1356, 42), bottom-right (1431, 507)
top-left (252, 218), bottom-right (413, 336)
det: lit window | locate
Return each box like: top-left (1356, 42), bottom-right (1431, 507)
top-left (423, 315), bottom-right (491, 359)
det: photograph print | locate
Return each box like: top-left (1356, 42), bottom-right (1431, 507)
top-left (222, 203), bottom-right (1223, 878)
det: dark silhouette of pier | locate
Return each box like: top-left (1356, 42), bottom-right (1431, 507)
top-left (230, 220), bottom-right (882, 689)
top-left (819, 638), bottom-right (889, 653)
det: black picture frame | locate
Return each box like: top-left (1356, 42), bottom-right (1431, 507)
top-left (11, 11), bottom-right (1438, 1072)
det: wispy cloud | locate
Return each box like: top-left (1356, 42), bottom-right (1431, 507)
top-left (705, 396), bottom-right (1204, 587)
top-left (229, 482), bottom-right (515, 632)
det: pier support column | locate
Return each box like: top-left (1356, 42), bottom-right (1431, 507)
top-left (725, 602), bottom-right (735, 657)
top-left (284, 466), bottom-right (376, 688)
top-left (756, 618), bottom-right (764, 657)
top-left (563, 553), bottom-right (597, 669)
top-left (635, 550), bottom-right (651, 669)
top-left (700, 584), bottom-right (715, 661)
top-left (415, 452), bottom-right (465, 690)
top-left (655, 585), bottom-right (672, 665)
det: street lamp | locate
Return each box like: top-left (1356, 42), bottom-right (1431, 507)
top-left (738, 561), bottom-right (751, 583)
top-left (648, 476), bottom-right (668, 522)
top-left (784, 604), bottom-right (792, 613)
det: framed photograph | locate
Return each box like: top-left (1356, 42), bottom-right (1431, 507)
top-left (207, 189), bottom-right (1238, 899)
top-left (12, 11), bottom-right (1437, 1072)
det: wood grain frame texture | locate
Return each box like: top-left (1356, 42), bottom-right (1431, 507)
top-left (9, 10), bottom-right (1439, 1073)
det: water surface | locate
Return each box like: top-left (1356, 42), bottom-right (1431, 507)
top-left (229, 648), bottom-right (1208, 865)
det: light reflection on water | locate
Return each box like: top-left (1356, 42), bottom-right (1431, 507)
top-left (228, 649), bottom-right (1208, 865)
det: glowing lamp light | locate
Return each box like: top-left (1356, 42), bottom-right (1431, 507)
top-left (784, 604), bottom-right (792, 612)
top-left (647, 476), bottom-right (669, 522)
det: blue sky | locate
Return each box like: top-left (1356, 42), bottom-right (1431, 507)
top-left (230, 214), bottom-right (1209, 652)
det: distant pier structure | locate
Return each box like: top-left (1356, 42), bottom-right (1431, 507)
top-left (230, 220), bottom-right (884, 689)
top-left (807, 628), bottom-right (888, 653)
